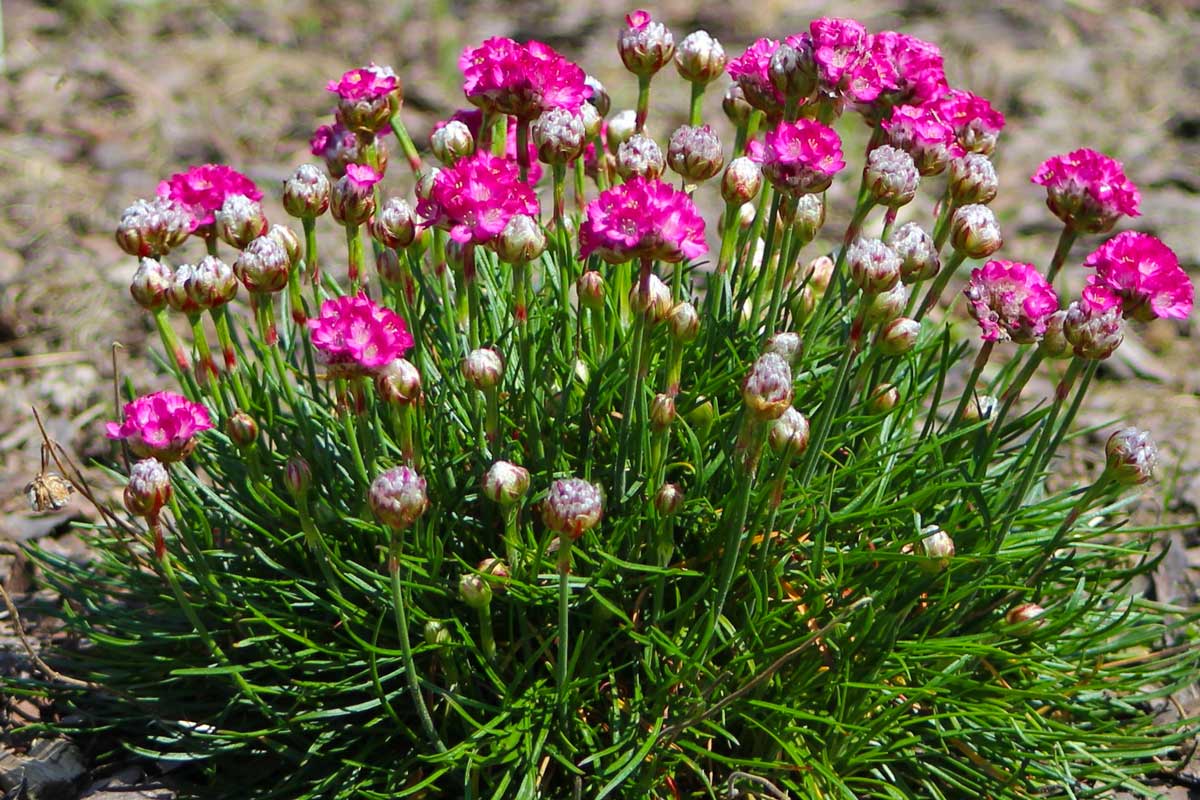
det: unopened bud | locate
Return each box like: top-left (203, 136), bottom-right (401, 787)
top-left (330, 164), bottom-right (381, 227)
top-left (542, 478), bottom-right (604, 540)
top-left (606, 110), bottom-right (638, 153)
top-left (848, 238), bottom-right (902, 295)
top-left (577, 271), bottom-right (606, 312)
top-left (585, 75), bottom-right (611, 118)
top-left (920, 526), bottom-right (955, 570)
top-left (792, 193), bottom-right (826, 242)
top-left (962, 395), bottom-right (999, 428)
top-left (803, 255), bottom-right (835, 295)
top-left (743, 352), bottom-right (794, 421)
top-left (369, 466), bottom-right (428, 531)
top-left (1105, 428), bottom-right (1156, 486)
top-left (618, 10), bottom-right (675, 77)
top-left (123, 458), bottom-right (172, 520)
top-left (224, 411), bottom-right (258, 448)
top-left (116, 197), bottom-right (191, 258)
top-left (769, 407), bottom-right (810, 457)
top-left (495, 214), bottom-right (546, 264)
top-left (687, 396), bottom-right (716, 436)
top-left (415, 168), bottom-right (441, 204)
top-left (1063, 300), bottom-right (1124, 360)
top-left (721, 157), bottom-right (763, 205)
top-left (234, 235), bottom-right (291, 294)
top-left (675, 30), bottom-right (726, 84)
top-left (769, 40), bottom-right (817, 101)
top-left (533, 108), bottom-right (586, 165)
top-left (579, 102), bottom-right (602, 140)
top-left (267, 224), bottom-right (302, 268)
top-left (282, 164), bottom-right (331, 219)
top-left (477, 557), bottom-right (510, 586)
top-left (1039, 310), bottom-right (1072, 359)
top-left (890, 223), bottom-right (940, 284)
top-left (949, 153), bottom-right (998, 206)
top-left (864, 283), bottom-right (909, 326)
top-left (616, 134), bottom-right (665, 181)
top-left (375, 358), bottom-right (422, 405)
top-left (459, 573), bottom-right (493, 609)
top-left (483, 461), bottom-right (531, 506)
top-left (667, 302), bottom-right (699, 343)
top-left (165, 265), bottom-right (202, 314)
top-left (215, 194), bottom-right (267, 250)
top-left (372, 197), bottom-right (417, 249)
top-left (879, 317), bottom-right (920, 355)
top-left (424, 619), bottom-right (452, 647)
top-left (650, 393), bottom-right (676, 431)
top-left (630, 274), bottom-right (672, 323)
top-left (463, 349), bottom-right (503, 390)
top-left (667, 125), bottom-right (724, 183)
top-left (185, 255), bottom-right (238, 309)
top-left (765, 332), bottom-right (803, 366)
top-left (722, 84), bottom-right (752, 126)
top-left (1005, 602), bottom-right (1045, 631)
top-left (868, 383), bottom-right (899, 414)
top-left (285, 456), bottom-right (312, 497)
top-left (653, 482), bottom-right (685, 516)
top-left (431, 120), bottom-right (474, 166)
top-left (950, 204), bottom-right (1003, 259)
top-left (865, 145), bottom-right (919, 208)
top-left (130, 257), bottom-right (173, 311)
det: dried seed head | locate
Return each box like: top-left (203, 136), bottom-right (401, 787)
top-left (25, 472), bottom-right (74, 513)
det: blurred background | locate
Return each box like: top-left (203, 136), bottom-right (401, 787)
top-left (0, 0), bottom-right (1198, 593)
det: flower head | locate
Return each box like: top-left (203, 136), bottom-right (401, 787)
top-left (932, 89), bottom-right (1005, 155)
top-left (675, 30), bottom-right (726, 84)
top-left (124, 458), bottom-right (173, 520)
top-left (1082, 231), bottom-right (1192, 321)
top-left (417, 152), bottom-right (539, 245)
top-left (370, 466), bottom-right (428, 531)
top-left (116, 197), bottom-right (192, 257)
top-left (579, 177), bottom-right (707, 264)
top-left (157, 164), bottom-right (262, 231)
top-left (308, 293), bottom-right (414, 377)
top-left (106, 391), bottom-right (213, 462)
top-left (310, 122), bottom-right (368, 178)
top-left (857, 31), bottom-right (947, 120)
top-left (326, 64), bottom-right (399, 102)
top-left (542, 478), bottom-right (603, 540)
top-left (1063, 299), bottom-right (1124, 360)
top-left (964, 261), bottom-right (1059, 343)
top-left (727, 38), bottom-right (785, 116)
top-left (618, 10), bottom-right (675, 77)
top-left (882, 104), bottom-right (963, 175)
top-left (760, 119), bottom-right (845, 195)
top-left (437, 109), bottom-right (543, 184)
top-left (809, 17), bottom-right (870, 91)
top-left (460, 37), bottom-right (591, 119)
top-left (742, 352), bottom-right (794, 421)
top-left (1105, 428), bottom-right (1157, 486)
top-left (1031, 148), bottom-right (1141, 234)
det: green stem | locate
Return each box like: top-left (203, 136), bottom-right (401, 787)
top-left (687, 81), bottom-right (704, 127)
top-left (346, 223), bottom-right (364, 292)
top-left (634, 75), bottom-right (651, 133)
top-left (477, 604), bottom-right (496, 662)
top-left (186, 313), bottom-right (219, 389)
top-left (152, 308), bottom-right (198, 399)
top-left (914, 251), bottom-right (968, 322)
top-left (556, 537), bottom-right (573, 716)
top-left (388, 115), bottom-right (424, 178)
top-left (946, 341), bottom-right (995, 431)
top-left (799, 299), bottom-right (867, 485)
top-left (339, 380), bottom-right (371, 486)
top-left (613, 263), bottom-right (652, 507)
top-left (1044, 226), bottom-right (1078, 285)
top-left (389, 530), bottom-right (448, 753)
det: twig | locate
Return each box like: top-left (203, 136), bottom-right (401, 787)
top-left (726, 771), bottom-right (791, 800)
top-left (0, 580), bottom-right (92, 688)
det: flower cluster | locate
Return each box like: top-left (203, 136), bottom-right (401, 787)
top-left (106, 391), bottom-right (213, 462)
top-left (1082, 231), bottom-right (1192, 321)
top-left (308, 293), bottom-right (414, 377)
top-left (932, 89), bottom-right (1005, 154)
top-left (1031, 148), bottom-right (1141, 233)
top-left (579, 177), bottom-right (707, 263)
top-left (417, 152), bottom-right (539, 245)
top-left (760, 119), bottom-right (845, 195)
top-left (882, 104), bottom-right (963, 175)
top-left (157, 164), bottom-right (262, 231)
top-left (964, 260), bottom-right (1059, 343)
top-left (435, 109), bottom-right (542, 184)
top-left (460, 37), bottom-right (591, 119)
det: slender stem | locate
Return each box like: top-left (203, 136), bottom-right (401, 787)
top-left (556, 536), bottom-right (573, 716)
top-left (613, 262), bottom-right (652, 506)
top-left (389, 530), bottom-right (448, 753)
top-left (338, 381), bottom-right (371, 486)
top-left (635, 75), bottom-right (651, 133)
top-left (303, 216), bottom-right (320, 289)
top-left (477, 604), bottom-right (496, 662)
top-left (260, 301), bottom-right (298, 409)
top-left (914, 250), bottom-right (967, 322)
top-left (799, 299), bottom-right (867, 485)
top-left (464, 243), bottom-right (481, 351)
top-left (187, 313), bottom-right (219, 387)
top-left (152, 308), bottom-right (198, 398)
top-left (687, 81), bottom-right (704, 127)
top-left (931, 188), bottom-right (956, 253)
top-left (762, 216), bottom-right (813, 346)
top-left (1044, 226), bottom-right (1078, 285)
top-left (742, 191), bottom-right (784, 322)
top-left (388, 115), bottom-right (424, 178)
top-left (211, 309), bottom-right (252, 408)
top-left (946, 341), bottom-right (995, 431)
top-left (346, 223), bottom-right (364, 292)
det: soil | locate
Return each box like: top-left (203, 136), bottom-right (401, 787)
top-left (1, 0), bottom-right (1198, 796)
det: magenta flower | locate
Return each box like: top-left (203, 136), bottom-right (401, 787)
top-left (964, 261), bottom-right (1059, 344)
top-left (932, 89), bottom-right (1005, 155)
top-left (156, 164), bottom-right (262, 231)
top-left (106, 391), bottom-right (213, 462)
top-left (416, 152), bottom-right (539, 245)
top-left (1031, 148), bottom-right (1141, 234)
top-left (459, 37), bottom-right (590, 119)
top-left (760, 119), bottom-right (845, 195)
top-left (810, 18), bottom-right (869, 90)
top-left (1082, 231), bottom-right (1192, 321)
top-left (727, 38), bottom-right (785, 115)
top-left (882, 104), bottom-right (963, 175)
top-left (436, 109), bottom-right (543, 184)
top-left (855, 32), bottom-right (947, 121)
top-left (326, 65), bottom-right (399, 101)
top-left (579, 177), bottom-right (707, 264)
top-left (344, 163), bottom-right (382, 191)
top-left (308, 293), bottom-right (414, 378)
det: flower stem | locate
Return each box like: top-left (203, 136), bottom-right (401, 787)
top-left (477, 604), bottom-right (496, 662)
top-left (946, 340), bottom-right (995, 431)
top-left (388, 115), bottom-right (424, 178)
top-left (613, 262), bottom-right (652, 507)
top-left (186, 313), bottom-right (220, 388)
top-left (152, 308), bottom-right (198, 398)
top-left (556, 536), bottom-right (573, 717)
top-left (635, 75), bottom-right (651, 133)
top-left (1044, 226), bottom-right (1078, 285)
top-left (303, 215), bottom-right (321, 289)
top-left (687, 81), bottom-right (704, 127)
top-left (914, 250), bottom-right (967, 322)
top-left (346, 223), bottom-right (364, 292)
top-left (389, 529), bottom-right (448, 753)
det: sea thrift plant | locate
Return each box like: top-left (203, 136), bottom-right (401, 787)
top-left (22, 13), bottom-right (1198, 800)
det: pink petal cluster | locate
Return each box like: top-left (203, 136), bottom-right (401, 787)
top-left (1031, 148), bottom-right (1141, 233)
top-left (106, 391), bottom-right (213, 462)
top-left (863, 31), bottom-right (947, 113)
top-left (416, 152), bottom-right (540, 245)
top-left (326, 65), bottom-right (399, 102)
top-left (964, 260), bottom-right (1059, 344)
top-left (1082, 231), bottom-right (1192, 321)
top-left (760, 119), bottom-right (845, 195)
top-left (727, 38), bottom-right (785, 115)
top-left (459, 37), bottom-right (591, 119)
top-left (932, 89), bottom-right (1005, 154)
top-left (156, 164), bottom-right (262, 231)
top-left (308, 293), bottom-right (414, 377)
top-left (810, 18), bottom-right (868, 88)
top-left (579, 177), bottom-right (707, 264)
top-left (436, 109), bottom-right (543, 184)
top-left (881, 104), bottom-right (963, 175)
top-left (344, 163), bottom-right (382, 191)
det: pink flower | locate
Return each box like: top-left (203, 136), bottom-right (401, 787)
top-left (156, 164), bottom-right (262, 231)
top-left (416, 152), bottom-right (539, 245)
top-left (435, 110), bottom-right (543, 184)
top-left (459, 37), bottom-right (591, 119)
top-left (760, 119), bottom-right (845, 195)
top-left (106, 391), bottom-right (213, 462)
top-left (308, 293), bottom-right (414, 377)
top-left (1031, 148), bottom-right (1141, 234)
top-left (326, 65), bottom-right (399, 101)
top-left (727, 38), bottom-right (785, 116)
top-left (882, 104), bottom-right (963, 175)
top-left (579, 177), bottom-right (707, 264)
top-left (855, 32), bottom-right (947, 122)
top-left (1082, 231), bottom-right (1192, 321)
top-left (964, 260), bottom-right (1059, 344)
top-left (344, 163), bottom-right (382, 191)
top-left (932, 89), bottom-right (1005, 155)
top-left (810, 18), bottom-right (869, 89)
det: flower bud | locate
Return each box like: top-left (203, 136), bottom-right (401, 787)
top-left (674, 30), bottom-right (726, 84)
top-left (375, 358), bottom-right (422, 405)
top-left (722, 84), bottom-right (752, 126)
top-left (372, 197), bottom-right (417, 249)
top-left (333, 66), bottom-right (400, 137)
top-left (282, 164), bottom-right (331, 219)
top-left (585, 75), bottom-right (611, 118)
top-left (667, 125), bottom-right (724, 183)
top-left (224, 411), bottom-right (258, 448)
top-left (186, 255), bottom-right (238, 309)
top-left (123, 458), bottom-right (172, 520)
top-left (542, 478), bottom-right (604, 540)
top-left (920, 526), bottom-right (955, 570)
top-left (459, 573), bottom-right (493, 609)
top-left (630, 274), bottom-right (672, 323)
top-left (653, 482), bottom-right (685, 517)
top-left (234, 235), bottom-right (291, 294)
top-left (879, 317), bottom-right (920, 356)
top-left (962, 395), bottom-right (999, 428)
top-left (116, 197), bottom-right (191, 258)
top-left (1063, 300), bottom-right (1124, 360)
top-left (415, 168), bottom-right (440, 204)
top-left (483, 461), bottom-right (531, 506)
top-left (864, 283), bottom-right (909, 326)
top-left (462, 348), bottom-right (504, 390)
top-left (1005, 603), bottom-right (1045, 631)
top-left (431, 120), bottom-right (474, 166)
top-left (577, 271), bottom-right (606, 312)
top-left (424, 619), bottom-right (452, 647)
top-left (890, 223), bottom-right (940, 284)
top-left (848, 238), bottom-right (902, 295)
top-left (791, 286), bottom-right (816, 323)
top-left (949, 153), bottom-right (998, 206)
top-left (533, 108), bottom-right (586, 165)
top-left (950, 204), bottom-right (1003, 260)
top-left (330, 164), bottom-right (382, 227)
top-left (868, 383), bottom-right (899, 414)
top-left (865, 145), bottom-right (919, 208)
top-left (266, 224), bottom-right (302, 268)
top-left (369, 466), bottom-right (428, 530)
top-left (284, 456), bottom-right (312, 497)
top-left (618, 10), bottom-right (675, 77)
top-left (769, 40), bottom-right (818, 101)
top-left (667, 302), bottom-right (699, 343)
top-left (803, 255), bottom-right (834, 295)
top-left (687, 396), bottom-right (715, 436)
top-left (165, 265), bottom-right (202, 314)
top-left (606, 110), bottom-right (638, 153)
top-left (1039, 310), bottom-right (1072, 359)
top-left (215, 194), bottom-right (267, 250)
top-left (769, 407), bottom-right (810, 458)
top-left (494, 214), bottom-right (546, 264)
top-left (743, 352), bottom-right (794, 421)
top-left (477, 557), bottom-right (510, 584)
top-left (130, 257), bottom-right (174, 311)
top-left (765, 332), bottom-right (803, 366)
top-left (616, 134), bottom-right (665, 181)
top-left (721, 157), bottom-right (763, 205)
top-left (650, 393), bottom-right (676, 431)
top-left (737, 202), bottom-right (758, 231)
top-left (579, 102), bottom-right (602, 140)
top-left (792, 193), bottom-right (826, 243)
top-left (1105, 428), bottom-right (1156, 486)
